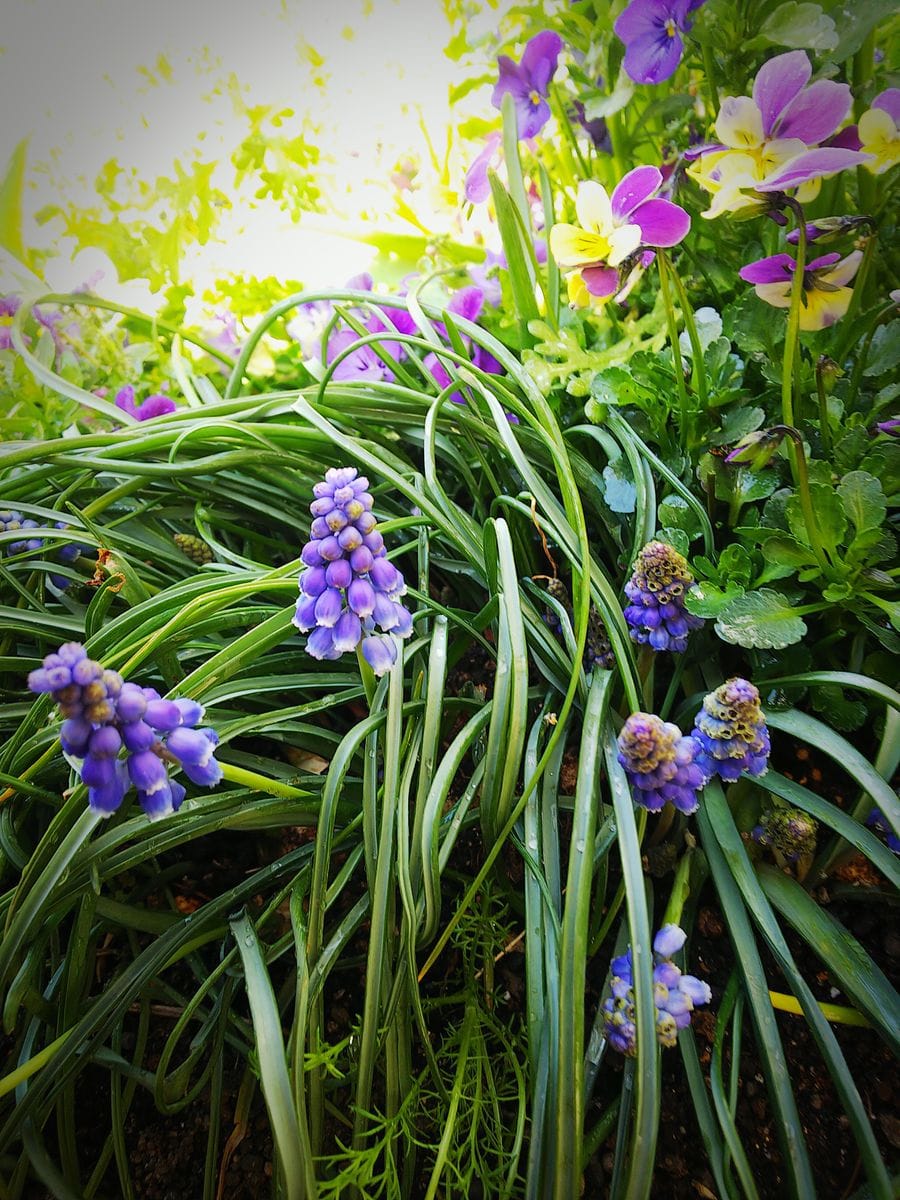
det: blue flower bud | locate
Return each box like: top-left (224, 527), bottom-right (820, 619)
top-left (127, 750), bottom-right (169, 792)
top-left (361, 635), bottom-right (398, 676)
top-left (174, 698), bottom-right (204, 727)
top-left (121, 720), bottom-right (157, 752)
top-left (144, 699), bottom-right (183, 732)
top-left (61, 717), bottom-right (92, 756)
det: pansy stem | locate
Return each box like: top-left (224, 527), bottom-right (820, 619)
top-left (770, 425), bottom-right (833, 578)
top-left (666, 256), bottom-right (709, 413)
top-left (815, 357), bottom-right (833, 455)
top-left (700, 42), bottom-right (720, 115)
top-left (656, 251), bottom-right (692, 449)
top-left (781, 202), bottom-right (806, 433)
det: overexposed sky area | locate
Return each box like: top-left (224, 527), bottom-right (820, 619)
top-left (0, 0), bottom-right (515, 308)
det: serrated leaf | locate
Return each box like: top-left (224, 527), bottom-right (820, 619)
top-left (718, 543), bottom-right (753, 588)
top-left (838, 471), bottom-right (886, 543)
top-left (685, 582), bottom-right (745, 618)
top-left (657, 494), bottom-right (701, 537)
top-left (602, 462), bottom-right (636, 513)
top-left (656, 527), bottom-right (691, 556)
top-left (758, 2), bottom-right (838, 50)
top-left (715, 589), bottom-right (807, 649)
top-left (786, 483), bottom-right (846, 554)
top-left (864, 321), bottom-right (900, 378)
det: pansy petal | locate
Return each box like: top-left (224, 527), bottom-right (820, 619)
top-left (739, 254), bottom-right (796, 285)
top-left (582, 265), bottom-right (619, 297)
top-left (520, 31), bottom-right (562, 94)
top-left (752, 50), bottom-right (811, 138)
top-left (799, 285), bottom-right (853, 330)
top-left (464, 133), bottom-right (502, 203)
top-left (873, 88), bottom-right (900, 125)
top-left (630, 197), bottom-right (690, 246)
top-left (611, 165), bottom-right (663, 221)
top-left (714, 96), bottom-right (764, 149)
top-left (607, 222), bottom-right (642, 265)
top-left (806, 252), bottom-right (842, 272)
top-left (516, 94), bottom-right (552, 139)
top-left (623, 30), bottom-right (684, 86)
top-left (575, 180), bottom-right (613, 234)
top-left (549, 223), bottom-right (612, 268)
top-left (819, 249), bottom-right (862, 287)
top-left (614, 0), bottom-right (663, 41)
top-left (753, 282), bottom-right (792, 310)
top-left (759, 147), bottom-right (870, 190)
top-left (134, 394), bottom-right (177, 421)
top-left (828, 124), bottom-right (862, 150)
top-left (776, 79), bottom-right (852, 144)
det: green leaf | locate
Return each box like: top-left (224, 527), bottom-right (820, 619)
top-left (864, 321), bottom-right (900, 378)
top-left (656, 527), bottom-right (691, 556)
top-left (830, 0), bottom-right (896, 60)
top-left (757, 866), bottom-right (900, 1058)
top-left (715, 589), bottom-right (807, 649)
top-left (718, 543), bottom-right (754, 588)
top-left (758, 2), bottom-right (838, 50)
top-left (657, 494), bottom-right (701, 538)
top-left (754, 535), bottom-right (816, 584)
top-left (602, 461), bottom-right (636, 514)
top-left (838, 470), bottom-right (886, 537)
top-left (0, 139), bottom-right (27, 262)
top-left (685, 582), bottom-right (745, 618)
top-left (810, 683), bottom-right (867, 732)
top-left (786, 482), bottom-right (846, 554)
top-left (582, 67), bottom-right (635, 120)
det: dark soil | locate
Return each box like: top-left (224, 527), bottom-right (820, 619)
top-left (18, 720), bottom-right (900, 1200)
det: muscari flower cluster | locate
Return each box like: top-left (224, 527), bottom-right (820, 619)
top-left (617, 679), bottom-right (771, 816)
top-left (293, 468), bottom-right (413, 675)
top-left (624, 540), bottom-right (704, 653)
top-left (542, 577), bottom-right (615, 670)
top-left (28, 643), bottom-right (221, 820)
top-left (603, 924), bottom-right (712, 1055)
top-left (617, 713), bottom-right (706, 814)
top-left (753, 807), bottom-right (818, 862)
top-left (691, 678), bottom-right (770, 783)
top-left (0, 510), bottom-right (86, 590)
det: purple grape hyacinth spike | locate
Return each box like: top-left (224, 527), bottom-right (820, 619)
top-left (27, 642), bottom-right (222, 820)
top-left (617, 713), bottom-right (705, 814)
top-left (691, 678), bottom-right (770, 783)
top-left (294, 467), bottom-right (413, 674)
top-left (623, 540), bottom-right (704, 652)
top-left (602, 923), bottom-right (711, 1055)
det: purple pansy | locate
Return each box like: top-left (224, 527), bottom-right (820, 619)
top-left (465, 132), bottom-right (503, 203)
top-left (614, 0), bottom-right (706, 86)
top-left (492, 31), bottom-right (563, 139)
top-left (550, 167), bottom-right (690, 305)
top-left (739, 250), bottom-right (863, 331)
top-left (115, 385), bottom-right (177, 422)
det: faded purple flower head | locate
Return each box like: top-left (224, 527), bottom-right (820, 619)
top-left (624, 540), bottom-right (704, 653)
top-left (785, 215), bottom-right (871, 245)
top-left (692, 677), bottom-right (770, 783)
top-left (753, 806), bottom-right (817, 861)
top-left (603, 923), bottom-right (712, 1055)
top-left (615, 0), bottom-right (706, 86)
top-left (875, 417), bottom-right (900, 437)
top-left (492, 31), bottom-right (562, 139)
top-left (28, 642), bottom-right (220, 819)
top-left (115, 385), bottom-right (177, 422)
top-left (617, 713), bottom-right (705, 814)
top-left (1, 511), bottom-right (87, 590)
top-left (293, 467), bottom-right (413, 675)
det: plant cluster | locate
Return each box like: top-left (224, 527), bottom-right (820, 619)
top-left (0, 2), bottom-right (898, 1198)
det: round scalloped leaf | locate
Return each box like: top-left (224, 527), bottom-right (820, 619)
top-left (714, 589), bottom-right (807, 649)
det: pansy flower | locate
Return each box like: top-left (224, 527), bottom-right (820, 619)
top-left (115, 386), bottom-right (177, 422)
top-left (688, 51), bottom-right (870, 217)
top-left (492, 31), bottom-right (562, 139)
top-left (858, 88), bottom-right (900, 175)
top-left (550, 167), bottom-right (690, 304)
top-left (614, 0), bottom-right (705, 86)
top-left (464, 133), bottom-right (503, 204)
top-left (739, 250), bottom-right (863, 331)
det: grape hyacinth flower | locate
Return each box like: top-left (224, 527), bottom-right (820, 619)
top-left (687, 51), bottom-right (870, 219)
top-left (614, 0), bottom-right (706, 86)
top-left (603, 924), bottom-right (712, 1055)
top-left (115, 385), bottom-right (177, 422)
top-left (691, 678), bottom-right (770, 783)
top-left (617, 713), bottom-right (705, 814)
top-left (739, 250), bottom-right (863, 331)
top-left (542, 578), bottom-right (615, 670)
top-left (866, 808), bottom-right (900, 854)
top-left (492, 31), bottom-right (562, 139)
top-left (0, 511), bottom-right (87, 590)
top-left (293, 467), bottom-right (413, 675)
top-left (550, 169), bottom-right (690, 306)
top-left (623, 540), bottom-right (704, 652)
top-left (28, 643), bottom-right (222, 820)
top-left (753, 807), bottom-right (818, 862)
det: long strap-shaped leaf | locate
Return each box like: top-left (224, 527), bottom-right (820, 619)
top-left (701, 785), bottom-right (891, 1200)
